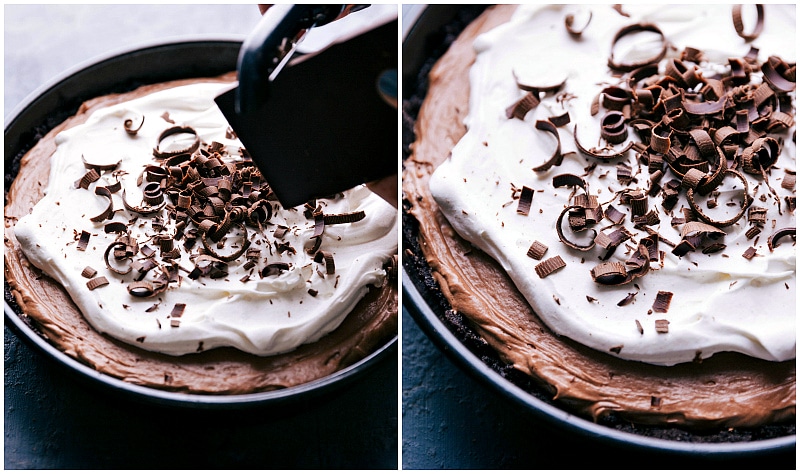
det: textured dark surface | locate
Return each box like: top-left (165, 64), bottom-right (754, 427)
top-left (4, 5), bottom-right (397, 469)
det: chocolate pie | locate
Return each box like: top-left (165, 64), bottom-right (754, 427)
top-left (403, 4), bottom-right (795, 436)
top-left (6, 73), bottom-right (398, 394)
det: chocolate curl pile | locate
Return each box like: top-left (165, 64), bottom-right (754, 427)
top-left (77, 122), bottom-right (367, 300)
top-left (533, 9), bottom-right (797, 287)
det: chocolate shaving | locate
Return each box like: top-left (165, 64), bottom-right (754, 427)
top-left (90, 186), bottom-right (116, 222)
top-left (261, 262), bottom-right (290, 277)
top-left (617, 292), bottom-right (637, 306)
top-left (312, 212), bottom-right (325, 238)
top-left (505, 92), bottom-right (540, 120)
top-left (744, 225), bottom-right (761, 240)
top-left (201, 222), bottom-right (251, 262)
top-left (153, 126), bottom-right (200, 159)
top-left (76, 230), bottom-right (91, 251)
top-left (122, 189), bottom-right (167, 216)
top-left (767, 227), bottom-right (796, 252)
top-left (323, 210), bottom-right (366, 225)
top-left (548, 111), bottom-right (571, 127)
top-left (82, 156), bottom-right (121, 172)
top-left (86, 276), bottom-right (109, 290)
top-left (747, 206), bottom-right (768, 226)
top-left (649, 126), bottom-right (671, 154)
top-left (75, 168), bottom-right (101, 189)
top-left (681, 168), bottom-right (705, 190)
top-left (553, 173), bottom-right (587, 191)
top-left (652, 291), bottom-right (673, 313)
top-left (590, 261), bottom-right (627, 285)
top-left (731, 4), bottom-right (764, 42)
top-left (604, 205), bottom-right (626, 225)
top-left (595, 227), bottom-right (632, 260)
top-left (103, 241), bottom-right (132, 275)
top-left (781, 170), bottom-right (796, 190)
top-left (681, 221), bottom-right (726, 239)
top-left (601, 86), bottom-right (631, 111)
top-left (531, 120), bottom-right (564, 172)
top-left (81, 266), bottom-right (97, 278)
top-left (170, 303), bottom-right (186, 319)
top-left (629, 194), bottom-right (648, 217)
top-left (600, 111), bottom-right (628, 144)
top-left (124, 115), bottom-right (145, 136)
top-left (573, 125), bottom-right (633, 160)
top-left (142, 182), bottom-right (165, 205)
top-left (672, 239), bottom-right (696, 257)
top-left (273, 225), bottom-right (289, 239)
top-left (517, 186), bottom-right (534, 215)
top-left (564, 10), bottom-right (592, 37)
top-left (742, 246), bottom-right (758, 259)
top-left (761, 56), bottom-right (796, 93)
top-left (607, 23), bottom-right (667, 72)
top-left (314, 250), bottom-right (336, 275)
top-left (702, 242), bottom-right (727, 254)
top-left (556, 205), bottom-right (597, 251)
top-left (526, 240), bottom-right (548, 260)
top-left (654, 319), bottom-right (670, 333)
top-left (125, 280), bottom-right (159, 299)
top-left (686, 169), bottom-right (752, 227)
top-left (190, 256), bottom-right (229, 280)
top-left (103, 222), bottom-right (127, 234)
top-left (742, 137), bottom-right (780, 175)
top-left (534, 255), bottom-right (566, 278)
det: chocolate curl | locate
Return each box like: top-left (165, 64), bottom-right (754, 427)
top-left (564, 9), bottom-right (592, 37)
top-left (686, 169), bottom-right (752, 227)
top-left (607, 23), bottom-right (667, 72)
top-left (532, 120), bottom-right (565, 172)
top-left (556, 205), bottom-right (597, 251)
top-left (200, 222), bottom-right (251, 262)
top-left (315, 250), bottom-right (336, 275)
top-left (731, 4), bottom-right (764, 42)
top-left (600, 111), bottom-right (628, 144)
top-left (573, 125), bottom-right (633, 160)
top-left (153, 125), bottom-right (200, 159)
top-left (124, 115), bottom-right (145, 136)
top-left (90, 186), bottom-right (116, 222)
top-left (767, 228), bottom-right (796, 252)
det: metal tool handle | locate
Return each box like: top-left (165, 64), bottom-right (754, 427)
top-left (235, 4), bottom-right (366, 114)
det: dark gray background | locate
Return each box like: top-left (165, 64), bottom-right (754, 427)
top-left (4, 4), bottom-right (397, 469)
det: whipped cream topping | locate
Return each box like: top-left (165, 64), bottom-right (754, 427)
top-left (14, 82), bottom-right (397, 357)
top-left (430, 4), bottom-right (796, 365)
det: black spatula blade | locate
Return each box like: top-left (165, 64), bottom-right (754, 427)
top-left (215, 19), bottom-right (397, 209)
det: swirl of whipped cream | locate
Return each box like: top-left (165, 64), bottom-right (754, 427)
top-left (14, 82), bottom-right (397, 356)
top-left (430, 4), bottom-right (795, 365)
